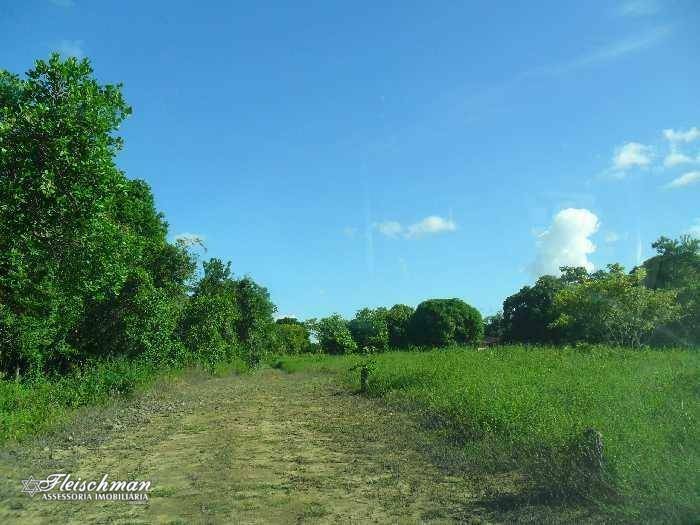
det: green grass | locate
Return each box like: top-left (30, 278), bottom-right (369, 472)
top-left (0, 355), bottom-right (250, 443)
top-left (274, 346), bottom-right (699, 523)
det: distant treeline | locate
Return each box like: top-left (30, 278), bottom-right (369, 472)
top-left (289, 238), bottom-right (697, 356)
top-left (485, 239), bottom-right (699, 348)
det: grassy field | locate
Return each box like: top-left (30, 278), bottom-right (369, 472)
top-left (274, 345), bottom-right (699, 523)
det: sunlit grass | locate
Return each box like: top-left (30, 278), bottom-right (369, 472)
top-left (276, 346), bottom-right (699, 522)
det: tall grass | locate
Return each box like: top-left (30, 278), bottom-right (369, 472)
top-left (0, 354), bottom-right (249, 443)
top-left (276, 346), bottom-right (699, 522)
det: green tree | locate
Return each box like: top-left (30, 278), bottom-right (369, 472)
top-left (502, 275), bottom-right (565, 343)
top-left (483, 312), bottom-right (505, 339)
top-left (386, 304), bottom-right (414, 348)
top-left (348, 307), bottom-right (389, 352)
top-left (274, 322), bottom-right (311, 355)
top-left (0, 55), bottom-right (193, 376)
top-left (233, 276), bottom-right (276, 361)
top-left (178, 259), bottom-right (240, 365)
top-left (641, 236), bottom-right (700, 346)
top-left (552, 265), bottom-right (682, 347)
top-left (313, 315), bottom-right (357, 355)
top-left (408, 299), bottom-right (483, 347)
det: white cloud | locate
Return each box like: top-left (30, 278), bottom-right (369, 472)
top-left (613, 142), bottom-right (653, 170)
top-left (663, 127), bottom-right (700, 144)
top-left (57, 39), bottom-right (84, 58)
top-left (531, 208), bottom-right (600, 277)
top-left (374, 215), bottom-right (457, 239)
top-left (174, 232), bottom-right (207, 250)
top-left (376, 221), bottom-right (403, 238)
top-left (663, 151), bottom-right (694, 168)
top-left (617, 0), bottom-right (660, 16)
top-left (665, 171), bottom-right (700, 189)
top-left (405, 216), bottom-right (457, 238)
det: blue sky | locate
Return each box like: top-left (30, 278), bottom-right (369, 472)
top-left (2, 0), bottom-right (699, 319)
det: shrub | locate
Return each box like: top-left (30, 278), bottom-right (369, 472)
top-left (408, 298), bottom-right (483, 347)
top-left (348, 308), bottom-right (389, 352)
top-left (275, 322), bottom-right (311, 355)
top-left (314, 315), bottom-right (357, 355)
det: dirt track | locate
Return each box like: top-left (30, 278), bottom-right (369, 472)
top-left (0, 369), bottom-right (495, 524)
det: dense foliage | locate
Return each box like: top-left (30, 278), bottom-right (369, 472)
top-left (274, 318), bottom-right (312, 355)
top-left (385, 304), bottom-right (414, 348)
top-left (310, 315), bottom-right (357, 355)
top-left (347, 307), bottom-right (390, 352)
top-left (553, 265), bottom-right (681, 347)
top-left (0, 56), bottom-right (276, 381)
top-left (408, 298), bottom-right (484, 347)
top-left (642, 236), bottom-right (700, 346)
top-left (498, 241), bottom-right (698, 347)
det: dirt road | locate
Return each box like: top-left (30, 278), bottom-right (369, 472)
top-left (0, 369), bottom-right (496, 524)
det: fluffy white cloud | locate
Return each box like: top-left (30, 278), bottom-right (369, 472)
top-left (663, 151), bottom-right (694, 168)
top-left (613, 142), bottom-right (653, 170)
top-left (663, 127), bottom-right (700, 144)
top-left (405, 216), bottom-right (457, 238)
top-left (531, 208), bottom-right (600, 277)
top-left (374, 216), bottom-right (457, 239)
top-left (376, 221), bottom-right (402, 238)
top-left (665, 171), bottom-right (700, 189)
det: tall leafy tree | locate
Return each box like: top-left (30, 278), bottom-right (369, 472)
top-left (408, 298), bottom-right (483, 347)
top-left (552, 265), bottom-right (681, 347)
top-left (386, 304), bottom-right (414, 348)
top-left (502, 275), bottom-right (565, 344)
top-left (348, 307), bottom-right (389, 352)
top-left (0, 55), bottom-right (189, 375)
top-left (312, 315), bottom-right (357, 355)
top-left (641, 235), bottom-right (700, 345)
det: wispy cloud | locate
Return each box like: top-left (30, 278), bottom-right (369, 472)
top-left (57, 39), bottom-right (84, 58)
top-left (405, 216), bottom-right (457, 238)
top-left (613, 142), bottom-right (653, 170)
top-left (616, 0), bottom-right (661, 17)
top-left (663, 127), bottom-right (700, 144)
top-left (663, 152), bottom-right (695, 168)
top-left (528, 26), bottom-right (670, 77)
top-left (376, 221), bottom-right (402, 238)
top-left (665, 171), bottom-right (700, 189)
top-left (374, 215), bottom-right (457, 239)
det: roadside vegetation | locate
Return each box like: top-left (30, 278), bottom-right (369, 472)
top-left (274, 347), bottom-right (699, 523)
top-left (0, 56), bottom-right (276, 441)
